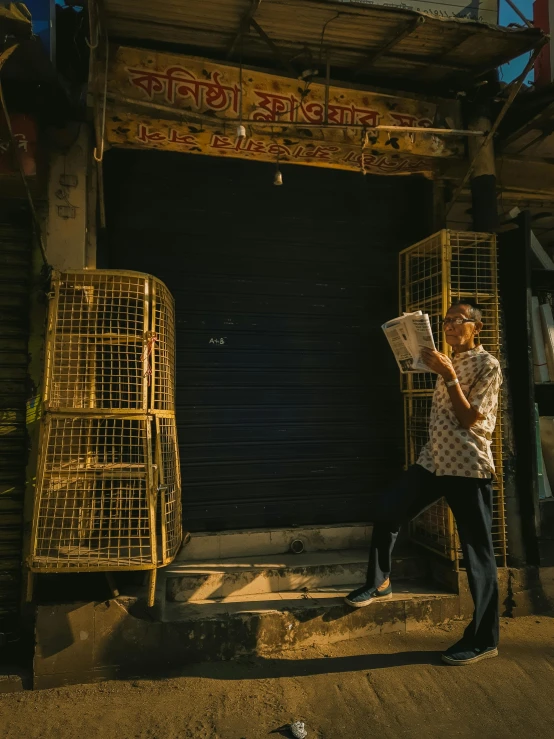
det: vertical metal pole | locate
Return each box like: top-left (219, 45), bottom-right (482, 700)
top-left (441, 229), bottom-right (451, 355)
top-left (491, 235), bottom-right (508, 567)
top-left (442, 229), bottom-right (458, 561)
top-left (468, 110), bottom-right (498, 232)
top-left (325, 51), bottom-right (330, 125)
top-left (150, 278), bottom-right (156, 413)
top-left (155, 416), bottom-right (167, 565)
top-left (147, 568), bottom-right (157, 608)
top-left (145, 416), bottom-right (157, 568)
top-left (86, 156), bottom-right (98, 269)
top-left (26, 414), bottom-right (51, 580)
top-left (142, 278), bottom-right (150, 412)
top-left (88, 282), bottom-right (97, 410)
top-left (97, 160), bottom-right (106, 230)
top-left (405, 251), bottom-right (410, 394)
top-left (404, 395), bottom-right (409, 470)
top-left (42, 275), bottom-right (60, 409)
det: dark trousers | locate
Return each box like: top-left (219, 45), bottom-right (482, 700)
top-left (367, 464), bottom-right (499, 649)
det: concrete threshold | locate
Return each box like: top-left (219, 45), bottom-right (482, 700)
top-left (178, 523), bottom-right (373, 561)
top-left (159, 578), bottom-right (459, 661)
top-left (165, 549), bottom-right (429, 602)
top-left (163, 580), bottom-right (456, 625)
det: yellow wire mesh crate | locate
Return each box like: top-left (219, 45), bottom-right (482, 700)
top-left (400, 231), bottom-right (501, 393)
top-left (43, 271), bottom-right (176, 412)
top-left (400, 230), bottom-right (507, 565)
top-left (29, 270), bottom-right (182, 603)
top-left (155, 415), bottom-right (182, 563)
top-left (152, 280), bottom-right (177, 412)
top-left (30, 414), bottom-right (182, 572)
top-left (31, 415), bottom-right (155, 570)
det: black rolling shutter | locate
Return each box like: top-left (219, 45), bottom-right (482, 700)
top-left (104, 151), bottom-right (430, 531)
top-left (0, 204), bottom-right (31, 642)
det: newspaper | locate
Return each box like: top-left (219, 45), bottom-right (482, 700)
top-left (382, 311), bottom-right (437, 373)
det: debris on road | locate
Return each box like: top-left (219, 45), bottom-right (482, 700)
top-left (291, 720), bottom-right (308, 739)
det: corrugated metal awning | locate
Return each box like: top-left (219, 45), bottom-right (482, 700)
top-left (501, 85), bottom-right (554, 161)
top-left (103, 0), bottom-right (544, 91)
top-left (497, 87), bottom-right (554, 252)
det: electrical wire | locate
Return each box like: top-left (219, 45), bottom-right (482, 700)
top-left (318, 11), bottom-right (340, 64)
top-left (239, 36), bottom-right (244, 128)
top-left (85, 0), bottom-right (99, 49)
top-left (93, 30), bottom-right (109, 162)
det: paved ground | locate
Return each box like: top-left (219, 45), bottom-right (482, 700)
top-left (1, 616), bottom-right (554, 739)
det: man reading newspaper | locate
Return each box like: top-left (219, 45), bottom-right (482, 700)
top-left (346, 300), bottom-right (502, 666)
top-left (382, 311), bottom-right (436, 372)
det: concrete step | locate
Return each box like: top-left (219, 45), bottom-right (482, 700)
top-left (161, 581), bottom-right (460, 658)
top-left (178, 524), bottom-right (373, 561)
top-left (33, 579), bottom-right (463, 686)
top-left (165, 549), bottom-right (430, 602)
top-left (34, 565), bottom-right (546, 687)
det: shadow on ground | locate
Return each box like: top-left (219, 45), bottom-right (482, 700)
top-left (162, 649), bottom-right (445, 682)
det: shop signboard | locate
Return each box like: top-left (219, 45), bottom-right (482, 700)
top-left (106, 46), bottom-right (464, 176)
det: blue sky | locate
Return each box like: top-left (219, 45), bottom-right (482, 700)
top-left (498, 0), bottom-right (535, 83)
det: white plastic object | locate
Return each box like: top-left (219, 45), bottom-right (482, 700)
top-left (291, 721), bottom-right (307, 739)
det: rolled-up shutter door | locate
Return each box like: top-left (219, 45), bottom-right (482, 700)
top-left (0, 204), bottom-right (31, 642)
top-left (104, 151), bottom-right (431, 531)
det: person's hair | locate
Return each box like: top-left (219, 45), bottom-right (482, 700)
top-left (451, 299), bottom-right (482, 322)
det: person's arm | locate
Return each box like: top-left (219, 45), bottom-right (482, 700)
top-left (420, 348), bottom-right (483, 430)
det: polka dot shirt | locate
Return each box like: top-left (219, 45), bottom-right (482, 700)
top-left (417, 345), bottom-right (502, 479)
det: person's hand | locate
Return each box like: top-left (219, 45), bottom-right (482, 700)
top-left (420, 347), bottom-right (456, 381)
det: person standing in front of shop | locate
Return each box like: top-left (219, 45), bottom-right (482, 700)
top-left (345, 300), bottom-right (502, 666)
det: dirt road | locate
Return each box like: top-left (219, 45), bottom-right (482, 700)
top-left (1, 616), bottom-right (554, 739)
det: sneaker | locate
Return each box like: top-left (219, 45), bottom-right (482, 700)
top-left (344, 583), bottom-right (393, 608)
top-left (441, 645), bottom-right (498, 666)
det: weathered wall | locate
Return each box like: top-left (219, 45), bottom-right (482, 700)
top-left (45, 126), bottom-right (92, 271)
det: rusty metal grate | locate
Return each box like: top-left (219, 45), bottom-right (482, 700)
top-left (400, 231), bottom-right (501, 393)
top-left (400, 231), bottom-right (507, 565)
top-left (44, 272), bottom-right (147, 411)
top-left (152, 279), bottom-right (176, 412)
top-left (44, 271), bottom-right (176, 413)
top-left (30, 270), bottom-right (182, 599)
top-left (32, 415), bottom-right (154, 570)
top-left (156, 415), bottom-right (182, 562)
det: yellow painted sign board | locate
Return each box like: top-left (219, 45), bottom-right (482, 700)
top-left (106, 46), bottom-right (463, 176)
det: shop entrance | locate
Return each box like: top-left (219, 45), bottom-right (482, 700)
top-left (102, 150), bottom-right (431, 531)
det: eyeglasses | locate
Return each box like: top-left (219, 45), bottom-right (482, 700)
top-left (442, 317), bottom-right (476, 327)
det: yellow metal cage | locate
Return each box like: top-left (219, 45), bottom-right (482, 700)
top-left (29, 271), bottom-right (182, 604)
top-left (400, 231), bottom-right (507, 566)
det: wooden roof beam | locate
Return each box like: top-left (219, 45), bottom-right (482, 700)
top-left (500, 101), bottom-right (554, 151)
top-left (426, 31), bottom-right (474, 69)
top-left (249, 17), bottom-right (297, 77)
top-left (354, 16), bottom-right (424, 76)
top-left (382, 52), bottom-right (470, 73)
top-left (227, 0), bottom-right (262, 59)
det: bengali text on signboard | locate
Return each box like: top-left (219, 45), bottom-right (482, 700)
top-left (106, 46), bottom-right (463, 175)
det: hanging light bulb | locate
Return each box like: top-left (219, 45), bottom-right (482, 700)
top-left (273, 143), bottom-right (283, 185)
top-left (237, 53), bottom-right (246, 142)
top-left (299, 69), bottom-right (318, 80)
